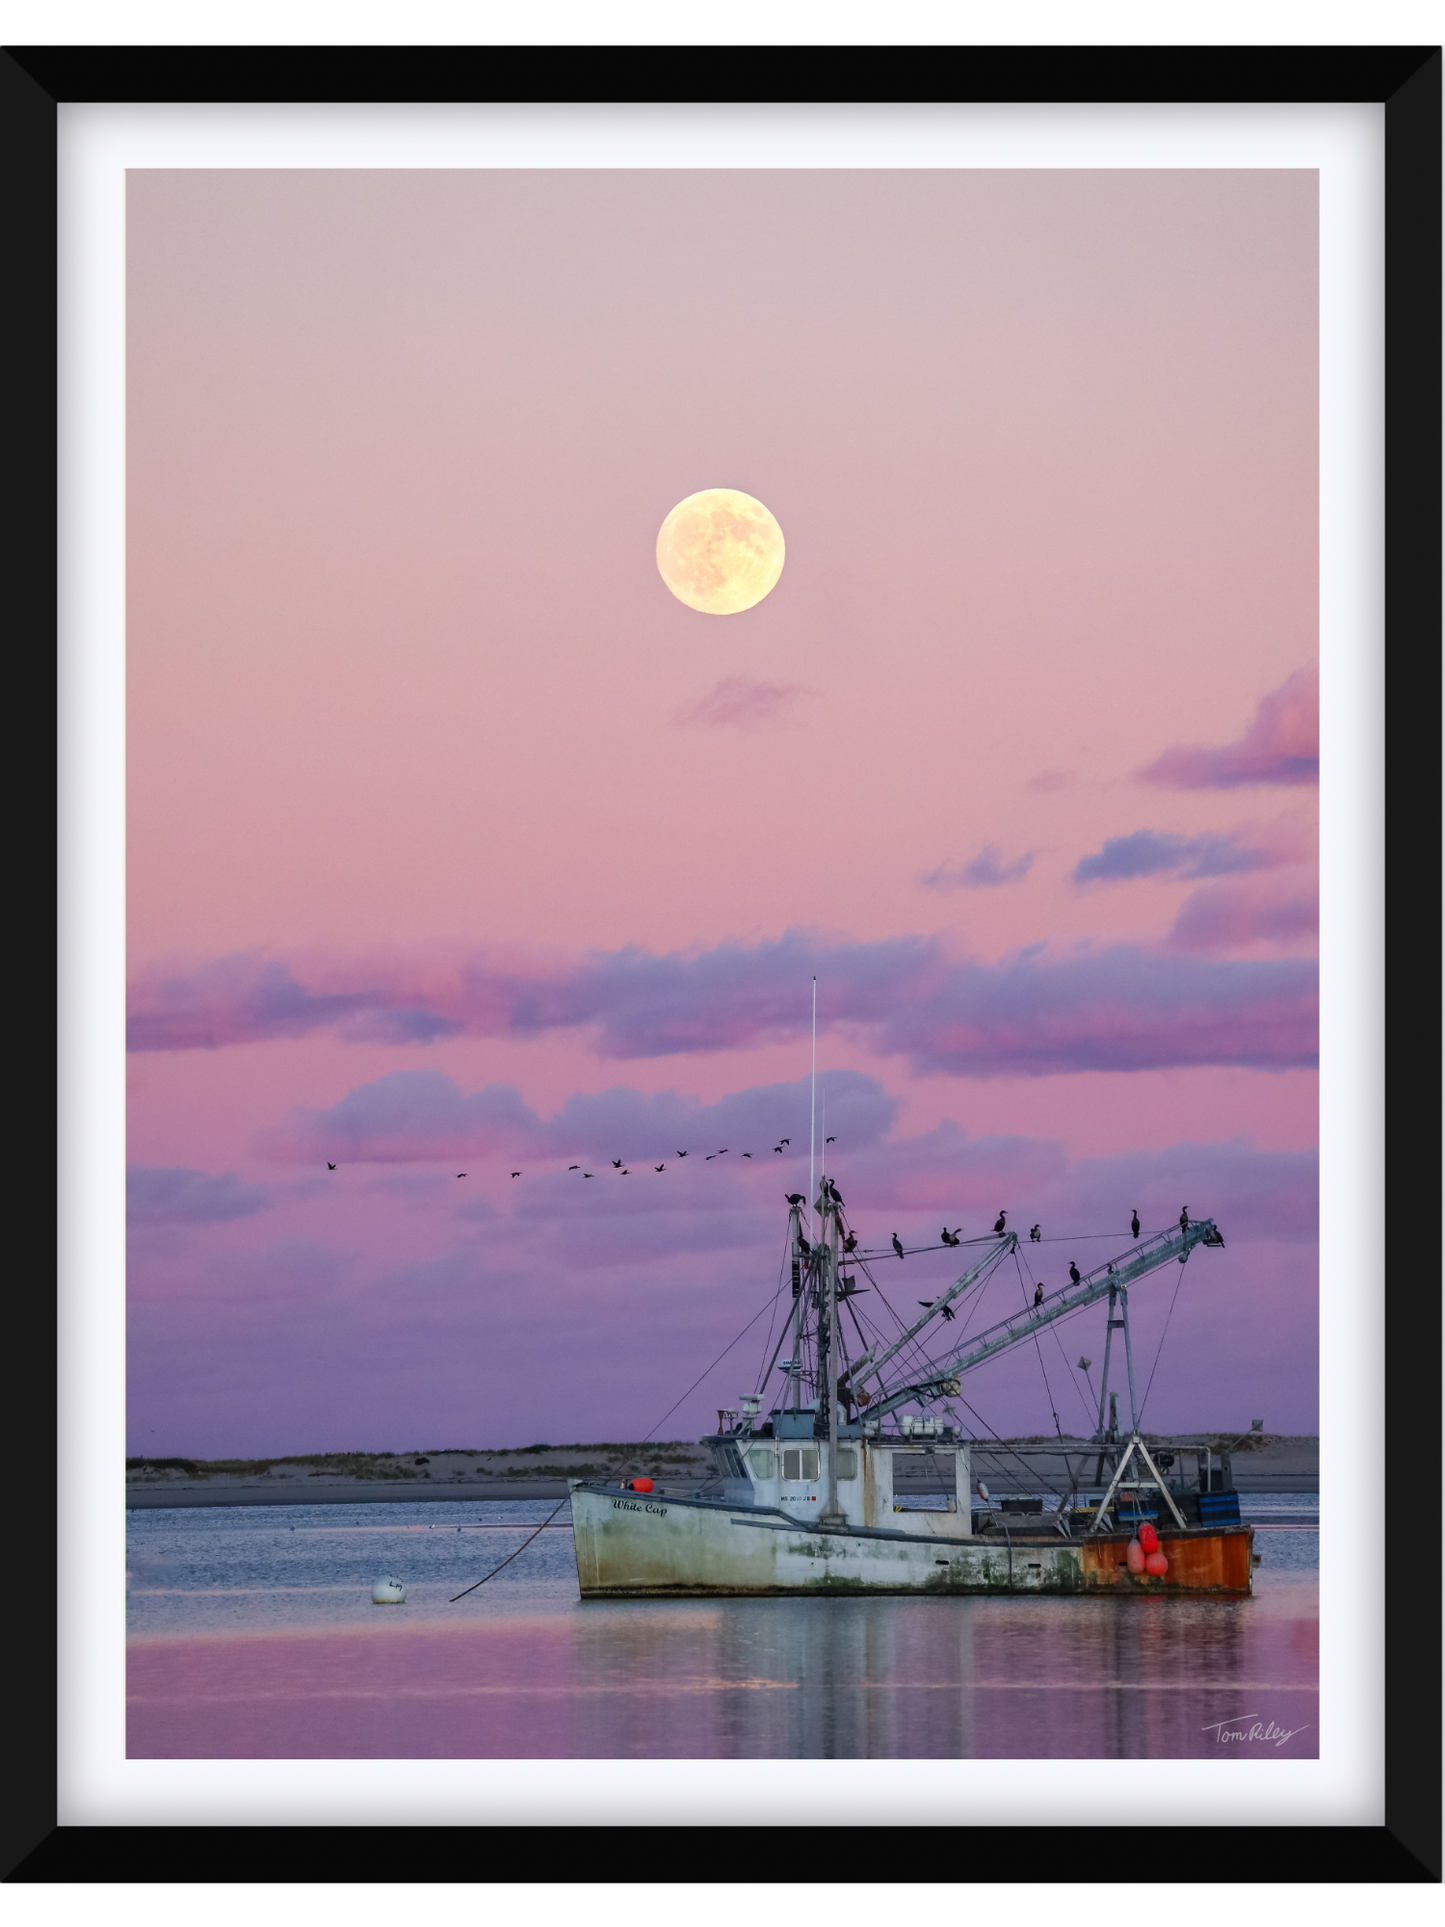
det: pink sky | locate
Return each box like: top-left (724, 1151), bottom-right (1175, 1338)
top-left (127, 169), bottom-right (1318, 1455)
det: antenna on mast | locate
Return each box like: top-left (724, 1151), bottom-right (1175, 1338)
top-left (810, 977), bottom-right (817, 1241)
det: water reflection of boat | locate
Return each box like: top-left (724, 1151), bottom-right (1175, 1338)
top-left (571, 1190), bottom-right (1254, 1598)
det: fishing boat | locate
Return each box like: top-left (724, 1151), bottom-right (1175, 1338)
top-left (570, 1190), bottom-right (1254, 1598)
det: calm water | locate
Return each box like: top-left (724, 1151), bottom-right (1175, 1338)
top-left (127, 1496), bottom-right (1318, 1759)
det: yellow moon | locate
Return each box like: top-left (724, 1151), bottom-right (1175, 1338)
top-left (656, 488), bottom-right (785, 615)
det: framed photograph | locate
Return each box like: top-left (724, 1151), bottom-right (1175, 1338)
top-left (13, 40), bottom-right (1438, 1882)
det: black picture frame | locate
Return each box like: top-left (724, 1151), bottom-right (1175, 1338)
top-left (7, 42), bottom-right (1438, 1885)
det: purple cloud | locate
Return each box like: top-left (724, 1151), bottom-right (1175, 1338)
top-left (673, 676), bottom-right (808, 729)
top-left (261, 1068), bottom-right (896, 1166)
top-left (876, 946), bottom-right (1316, 1076)
top-left (127, 957), bottom-right (374, 1052)
top-left (133, 932), bottom-right (1316, 1076)
top-left (1140, 666), bottom-right (1318, 789)
top-left (1168, 877), bottom-right (1319, 951)
top-left (1074, 829), bottom-right (1268, 884)
top-left (127, 1165), bottom-right (271, 1225)
top-left (924, 846), bottom-right (1034, 890)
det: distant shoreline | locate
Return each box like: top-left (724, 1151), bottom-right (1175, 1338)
top-left (126, 1433), bottom-right (1318, 1508)
top-left (126, 1478), bottom-right (573, 1509)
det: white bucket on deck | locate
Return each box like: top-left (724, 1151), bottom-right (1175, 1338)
top-left (372, 1575), bottom-right (406, 1604)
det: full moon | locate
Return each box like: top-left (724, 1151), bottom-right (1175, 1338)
top-left (655, 488), bottom-right (785, 615)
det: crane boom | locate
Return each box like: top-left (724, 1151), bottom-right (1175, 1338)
top-left (845, 1234), bottom-right (1015, 1389)
top-left (859, 1217), bottom-right (1223, 1420)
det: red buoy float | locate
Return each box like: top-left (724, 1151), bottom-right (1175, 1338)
top-left (631, 1478), bottom-right (654, 1493)
top-left (1125, 1537), bottom-right (1147, 1575)
top-left (1145, 1550), bottom-right (1169, 1577)
top-left (1138, 1523), bottom-right (1159, 1553)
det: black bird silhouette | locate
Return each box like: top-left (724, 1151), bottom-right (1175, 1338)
top-left (621, 1169), bottom-right (630, 1175)
top-left (918, 1298), bottom-right (956, 1322)
top-left (511, 1171), bottom-right (521, 1178)
top-left (774, 1146), bottom-right (783, 1153)
top-left (785, 1193), bottom-right (806, 1206)
top-left (655, 1165), bottom-right (665, 1172)
top-left (1179, 1205), bottom-right (1190, 1231)
top-left (993, 1210), bottom-right (1007, 1235)
top-left (798, 1235), bottom-right (812, 1258)
top-left (568, 1165), bottom-right (579, 1171)
top-left (1131, 1210), bottom-right (1140, 1238)
top-left (327, 1162), bottom-right (336, 1171)
top-left (677, 1150), bottom-right (687, 1157)
top-left (1033, 1283), bottom-right (1044, 1307)
top-left (892, 1234), bottom-right (905, 1260)
top-left (583, 1172), bottom-right (592, 1178)
top-left (706, 1154), bottom-right (716, 1160)
top-left (843, 1232), bottom-right (857, 1253)
top-left (779, 1138), bottom-right (790, 1146)
top-left (717, 1149), bottom-right (728, 1155)
top-left (826, 1135), bottom-right (835, 1144)
top-left (457, 1173), bottom-right (467, 1179)
top-left (742, 1152), bottom-right (752, 1158)
top-left (1029, 1224), bottom-right (1041, 1242)
top-left (1069, 1261), bottom-right (1081, 1285)
top-left (612, 1159), bottom-right (623, 1169)
top-left (941, 1227), bottom-right (960, 1246)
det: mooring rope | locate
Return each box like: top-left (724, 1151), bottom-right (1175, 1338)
top-left (449, 1494), bottom-right (571, 1601)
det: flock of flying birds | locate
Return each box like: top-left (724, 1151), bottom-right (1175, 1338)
top-left (322, 1149), bottom-right (1176, 1295)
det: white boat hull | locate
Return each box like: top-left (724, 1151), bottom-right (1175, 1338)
top-left (570, 1484), bottom-right (1253, 1596)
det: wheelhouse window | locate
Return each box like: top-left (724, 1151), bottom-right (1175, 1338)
top-left (835, 1448), bottom-right (858, 1480)
top-left (711, 1443), bottom-right (747, 1479)
top-left (747, 1447), bottom-right (775, 1478)
top-left (781, 1447), bottom-right (820, 1482)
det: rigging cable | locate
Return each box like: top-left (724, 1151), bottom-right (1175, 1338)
top-left (1137, 1263), bottom-right (1188, 1428)
top-left (1012, 1248), bottom-right (1063, 1439)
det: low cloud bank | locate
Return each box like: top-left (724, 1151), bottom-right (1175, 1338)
top-left (131, 933), bottom-right (1317, 1075)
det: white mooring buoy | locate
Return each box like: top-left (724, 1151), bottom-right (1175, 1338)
top-left (372, 1574), bottom-right (406, 1605)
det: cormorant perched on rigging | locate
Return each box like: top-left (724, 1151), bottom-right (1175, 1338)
top-left (993, 1210), bottom-right (1007, 1235)
top-left (941, 1227), bottom-right (960, 1246)
top-left (1131, 1209), bottom-right (1140, 1239)
top-left (1033, 1282), bottom-right (1044, 1307)
top-left (892, 1233), bottom-right (905, 1260)
top-left (826, 1180), bottom-right (844, 1207)
top-left (843, 1232), bottom-right (857, 1253)
top-left (918, 1299), bottom-right (956, 1322)
top-left (1069, 1260), bottom-right (1081, 1285)
top-left (1029, 1223), bottom-right (1041, 1242)
top-left (798, 1235), bottom-right (811, 1258)
top-left (1179, 1205), bottom-right (1190, 1231)
top-left (785, 1193), bottom-right (805, 1207)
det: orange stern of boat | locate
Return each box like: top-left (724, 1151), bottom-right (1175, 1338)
top-left (1080, 1527), bottom-right (1254, 1594)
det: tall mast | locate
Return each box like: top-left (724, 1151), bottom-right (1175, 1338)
top-left (809, 976), bottom-right (817, 1245)
top-left (818, 1187), bottom-right (845, 1527)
